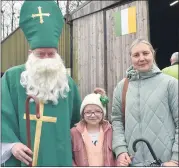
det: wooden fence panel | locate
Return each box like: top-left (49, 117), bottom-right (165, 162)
top-left (72, 11), bottom-right (105, 99)
top-left (106, 1), bottom-right (149, 120)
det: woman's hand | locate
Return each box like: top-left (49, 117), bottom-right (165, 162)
top-left (163, 160), bottom-right (178, 167)
top-left (117, 152), bottom-right (131, 166)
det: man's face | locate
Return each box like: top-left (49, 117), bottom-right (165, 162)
top-left (24, 49), bottom-right (69, 104)
top-left (26, 48), bottom-right (60, 75)
top-left (32, 48), bottom-right (57, 59)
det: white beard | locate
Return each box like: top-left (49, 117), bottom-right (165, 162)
top-left (20, 53), bottom-right (70, 105)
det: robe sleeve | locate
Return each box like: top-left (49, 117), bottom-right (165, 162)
top-left (1, 71), bottom-right (20, 143)
top-left (70, 79), bottom-right (81, 128)
top-left (1, 143), bottom-right (16, 164)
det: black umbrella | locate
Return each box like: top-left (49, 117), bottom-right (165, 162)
top-left (132, 138), bottom-right (162, 166)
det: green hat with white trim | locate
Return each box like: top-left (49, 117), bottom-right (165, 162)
top-left (19, 0), bottom-right (64, 49)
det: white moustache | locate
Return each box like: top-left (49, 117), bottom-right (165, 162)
top-left (20, 53), bottom-right (70, 104)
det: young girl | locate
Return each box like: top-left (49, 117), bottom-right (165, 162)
top-left (71, 88), bottom-right (116, 166)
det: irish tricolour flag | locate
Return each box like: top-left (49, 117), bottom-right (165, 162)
top-left (114, 6), bottom-right (137, 36)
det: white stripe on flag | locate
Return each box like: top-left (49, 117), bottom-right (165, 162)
top-left (121, 8), bottom-right (128, 35)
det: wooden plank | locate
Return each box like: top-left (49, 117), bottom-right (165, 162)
top-left (82, 16), bottom-right (86, 97)
top-left (96, 11), bottom-right (104, 89)
top-left (71, 1), bottom-right (122, 21)
top-left (72, 21), bottom-right (79, 84)
top-left (96, 12), bottom-right (100, 89)
top-left (1, 43), bottom-right (7, 72)
top-left (142, 1), bottom-right (150, 40)
top-left (63, 25), bottom-right (66, 63)
top-left (9, 36), bottom-right (14, 68)
top-left (18, 29), bottom-right (25, 63)
top-left (59, 26), bottom-right (64, 62)
top-left (99, 11), bottom-right (105, 89)
top-left (106, 7), bottom-right (114, 120)
top-left (16, 29), bottom-right (21, 65)
top-left (78, 19), bottom-right (83, 98)
top-left (87, 15), bottom-right (91, 93)
top-left (91, 13), bottom-right (96, 93)
top-left (24, 35), bottom-right (28, 62)
top-left (76, 20), bottom-right (80, 86)
top-left (65, 24), bottom-right (70, 68)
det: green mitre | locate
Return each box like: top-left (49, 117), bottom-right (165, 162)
top-left (19, 0), bottom-right (64, 49)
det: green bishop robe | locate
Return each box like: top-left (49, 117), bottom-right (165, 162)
top-left (1, 65), bottom-right (81, 166)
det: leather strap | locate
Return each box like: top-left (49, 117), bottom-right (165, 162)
top-left (121, 78), bottom-right (129, 127)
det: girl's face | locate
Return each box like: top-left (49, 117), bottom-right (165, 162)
top-left (131, 42), bottom-right (154, 72)
top-left (83, 104), bottom-right (103, 126)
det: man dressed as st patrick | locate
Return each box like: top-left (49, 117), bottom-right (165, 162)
top-left (1, 0), bottom-right (81, 166)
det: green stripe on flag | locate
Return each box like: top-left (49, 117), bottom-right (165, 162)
top-left (114, 12), bottom-right (121, 36)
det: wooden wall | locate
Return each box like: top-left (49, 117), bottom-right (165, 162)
top-left (73, 11), bottom-right (105, 98)
top-left (71, 1), bottom-right (121, 20)
top-left (72, 0), bottom-right (149, 119)
top-left (106, 1), bottom-right (149, 120)
top-left (1, 28), bottom-right (29, 73)
top-left (1, 24), bottom-right (71, 73)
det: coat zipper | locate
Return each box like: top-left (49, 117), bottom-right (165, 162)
top-left (138, 78), bottom-right (145, 163)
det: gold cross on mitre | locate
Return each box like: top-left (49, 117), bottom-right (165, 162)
top-left (32, 6), bottom-right (50, 24)
top-left (24, 102), bottom-right (57, 166)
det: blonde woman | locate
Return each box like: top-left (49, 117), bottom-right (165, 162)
top-left (112, 38), bottom-right (178, 166)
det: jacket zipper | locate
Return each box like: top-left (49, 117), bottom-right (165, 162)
top-left (138, 78), bottom-right (145, 163)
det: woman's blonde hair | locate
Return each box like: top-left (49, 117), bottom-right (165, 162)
top-left (129, 38), bottom-right (156, 63)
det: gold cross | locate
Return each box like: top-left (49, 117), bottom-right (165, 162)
top-left (24, 102), bottom-right (57, 166)
top-left (32, 6), bottom-right (50, 24)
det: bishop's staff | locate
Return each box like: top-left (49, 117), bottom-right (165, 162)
top-left (25, 95), bottom-right (40, 167)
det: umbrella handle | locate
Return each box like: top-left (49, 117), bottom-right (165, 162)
top-left (25, 95), bottom-right (40, 167)
top-left (132, 138), bottom-right (161, 165)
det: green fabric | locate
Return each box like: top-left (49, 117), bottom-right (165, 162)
top-left (162, 64), bottom-right (178, 79)
top-left (1, 65), bottom-right (81, 166)
top-left (19, 1), bottom-right (64, 49)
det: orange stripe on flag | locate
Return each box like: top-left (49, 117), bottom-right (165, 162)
top-left (128, 7), bottom-right (136, 33)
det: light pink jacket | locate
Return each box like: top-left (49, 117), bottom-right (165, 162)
top-left (71, 120), bottom-right (116, 166)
